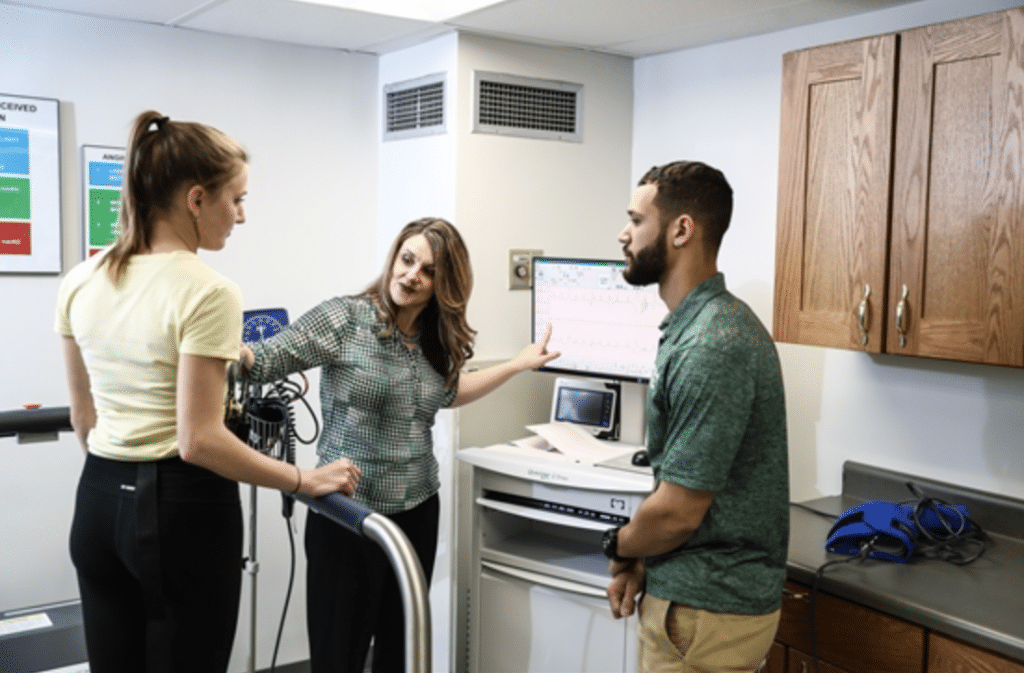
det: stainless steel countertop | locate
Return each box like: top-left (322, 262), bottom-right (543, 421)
top-left (786, 493), bottom-right (1024, 663)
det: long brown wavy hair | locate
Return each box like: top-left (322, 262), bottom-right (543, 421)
top-left (363, 218), bottom-right (476, 387)
top-left (100, 110), bottom-right (248, 283)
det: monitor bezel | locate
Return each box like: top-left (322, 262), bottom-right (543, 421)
top-left (531, 256), bottom-right (663, 385)
top-left (549, 376), bottom-right (618, 434)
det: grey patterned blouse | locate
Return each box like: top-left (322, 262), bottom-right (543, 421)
top-left (248, 296), bottom-right (457, 514)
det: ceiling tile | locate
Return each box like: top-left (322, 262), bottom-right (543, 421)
top-left (603, 0), bottom-right (924, 55)
top-left (9, 0), bottom-right (927, 56)
top-left (451, 0), bottom-right (774, 46)
top-left (450, 0), bottom-right (920, 56)
top-left (9, 0), bottom-right (213, 23)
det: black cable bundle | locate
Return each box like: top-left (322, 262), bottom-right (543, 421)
top-left (225, 362), bottom-right (322, 673)
top-left (902, 482), bottom-right (987, 565)
top-left (254, 373), bottom-right (320, 673)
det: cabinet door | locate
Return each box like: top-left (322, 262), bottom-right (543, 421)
top-left (888, 9), bottom-right (1024, 365)
top-left (929, 633), bottom-right (1024, 673)
top-left (788, 648), bottom-right (851, 673)
top-left (765, 641), bottom-right (787, 673)
top-left (774, 35), bottom-right (896, 351)
top-left (775, 582), bottom-right (925, 673)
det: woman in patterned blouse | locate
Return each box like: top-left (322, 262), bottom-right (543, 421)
top-left (242, 217), bottom-right (558, 673)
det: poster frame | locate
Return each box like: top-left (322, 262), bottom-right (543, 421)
top-left (80, 145), bottom-right (125, 260)
top-left (0, 93), bottom-right (61, 274)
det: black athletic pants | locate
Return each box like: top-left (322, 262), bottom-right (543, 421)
top-left (305, 494), bottom-right (439, 673)
top-left (69, 453), bottom-right (243, 673)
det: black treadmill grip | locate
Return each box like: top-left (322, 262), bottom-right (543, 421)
top-left (0, 407), bottom-right (73, 438)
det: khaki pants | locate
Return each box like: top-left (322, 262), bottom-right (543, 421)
top-left (637, 593), bottom-right (780, 673)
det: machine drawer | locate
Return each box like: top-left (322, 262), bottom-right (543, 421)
top-left (478, 563), bottom-right (633, 673)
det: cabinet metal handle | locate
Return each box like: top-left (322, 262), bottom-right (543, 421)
top-left (857, 284), bottom-right (871, 346)
top-left (782, 587), bottom-right (809, 601)
top-left (895, 284), bottom-right (909, 347)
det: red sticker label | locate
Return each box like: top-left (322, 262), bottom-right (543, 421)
top-left (0, 221), bottom-right (31, 255)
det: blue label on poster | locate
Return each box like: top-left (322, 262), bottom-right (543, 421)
top-left (89, 161), bottom-right (123, 187)
top-left (0, 128), bottom-right (30, 175)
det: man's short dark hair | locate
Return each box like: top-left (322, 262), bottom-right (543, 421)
top-left (639, 161), bottom-right (733, 253)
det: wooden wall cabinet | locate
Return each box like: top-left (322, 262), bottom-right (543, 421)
top-left (773, 9), bottom-right (1024, 367)
top-left (773, 34), bottom-right (896, 353)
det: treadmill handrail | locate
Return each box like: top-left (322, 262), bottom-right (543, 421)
top-left (296, 492), bottom-right (431, 673)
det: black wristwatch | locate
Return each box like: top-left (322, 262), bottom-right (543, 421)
top-left (602, 526), bottom-right (632, 563)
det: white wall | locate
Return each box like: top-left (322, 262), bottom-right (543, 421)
top-left (378, 32), bottom-right (460, 261)
top-left (455, 33), bottom-right (634, 362)
top-left (632, 0), bottom-right (1024, 503)
top-left (377, 33), bottom-right (461, 673)
top-left (0, 13), bottom-right (634, 668)
top-left (0, 5), bottom-right (379, 670)
top-left (377, 31), bottom-right (635, 669)
top-left (447, 33), bottom-right (640, 444)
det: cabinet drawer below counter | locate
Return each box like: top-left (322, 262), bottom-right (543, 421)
top-left (776, 581), bottom-right (924, 673)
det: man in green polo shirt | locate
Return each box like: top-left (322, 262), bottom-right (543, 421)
top-left (602, 161), bottom-right (789, 672)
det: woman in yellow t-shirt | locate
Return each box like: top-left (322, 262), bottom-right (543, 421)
top-left (56, 110), bottom-right (361, 673)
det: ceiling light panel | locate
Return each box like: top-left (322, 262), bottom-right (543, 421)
top-left (179, 0), bottom-right (439, 51)
top-left (289, 0), bottom-right (506, 22)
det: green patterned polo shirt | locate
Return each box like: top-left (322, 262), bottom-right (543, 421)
top-left (644, 273), bottom-right (789, 615)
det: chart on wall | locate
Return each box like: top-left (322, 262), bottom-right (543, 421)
top-left (82, 145), bottom-right (124, 258)
top-left (0, 93), bottom-right (61, 273)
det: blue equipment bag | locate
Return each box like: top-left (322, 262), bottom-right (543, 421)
top-left (825, 501), bottom-right (918, 563)
top-left (826, 497), bottom-right (975, 563)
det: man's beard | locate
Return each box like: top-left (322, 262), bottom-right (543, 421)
top-left (623, 233), bottom-right (667, 286)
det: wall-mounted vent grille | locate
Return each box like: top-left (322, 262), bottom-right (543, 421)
top-left (473, 71), bottom-right (582, 142)
top-left (384, 73), bottom-right (446, 140)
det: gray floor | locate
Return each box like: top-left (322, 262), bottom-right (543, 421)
top-left (256, 644), bottom-right (375, 673)
top-left (256, 662), bottom-right (309, 673)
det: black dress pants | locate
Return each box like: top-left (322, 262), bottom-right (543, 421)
top-left (305, 494), bottom-right (439, 673)
top-left (69, 453), bottom-right (243, 673)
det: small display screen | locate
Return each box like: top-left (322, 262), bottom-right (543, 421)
top-left (554, 386), bottom-right (614, 428)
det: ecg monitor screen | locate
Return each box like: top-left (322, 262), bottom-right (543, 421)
top-left (532, 257), bottom-right (668, 383)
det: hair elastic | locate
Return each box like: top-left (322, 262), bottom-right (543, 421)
top-left (154, 116), bottom-right (170, 131)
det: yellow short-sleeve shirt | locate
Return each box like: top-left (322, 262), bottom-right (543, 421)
top-left (56, 251), bottom-right (242, 461)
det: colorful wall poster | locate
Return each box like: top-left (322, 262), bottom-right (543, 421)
top-left (81, 145), bottom-right (124, 258)
top-left (0, 93), bottom-right (61, 273)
